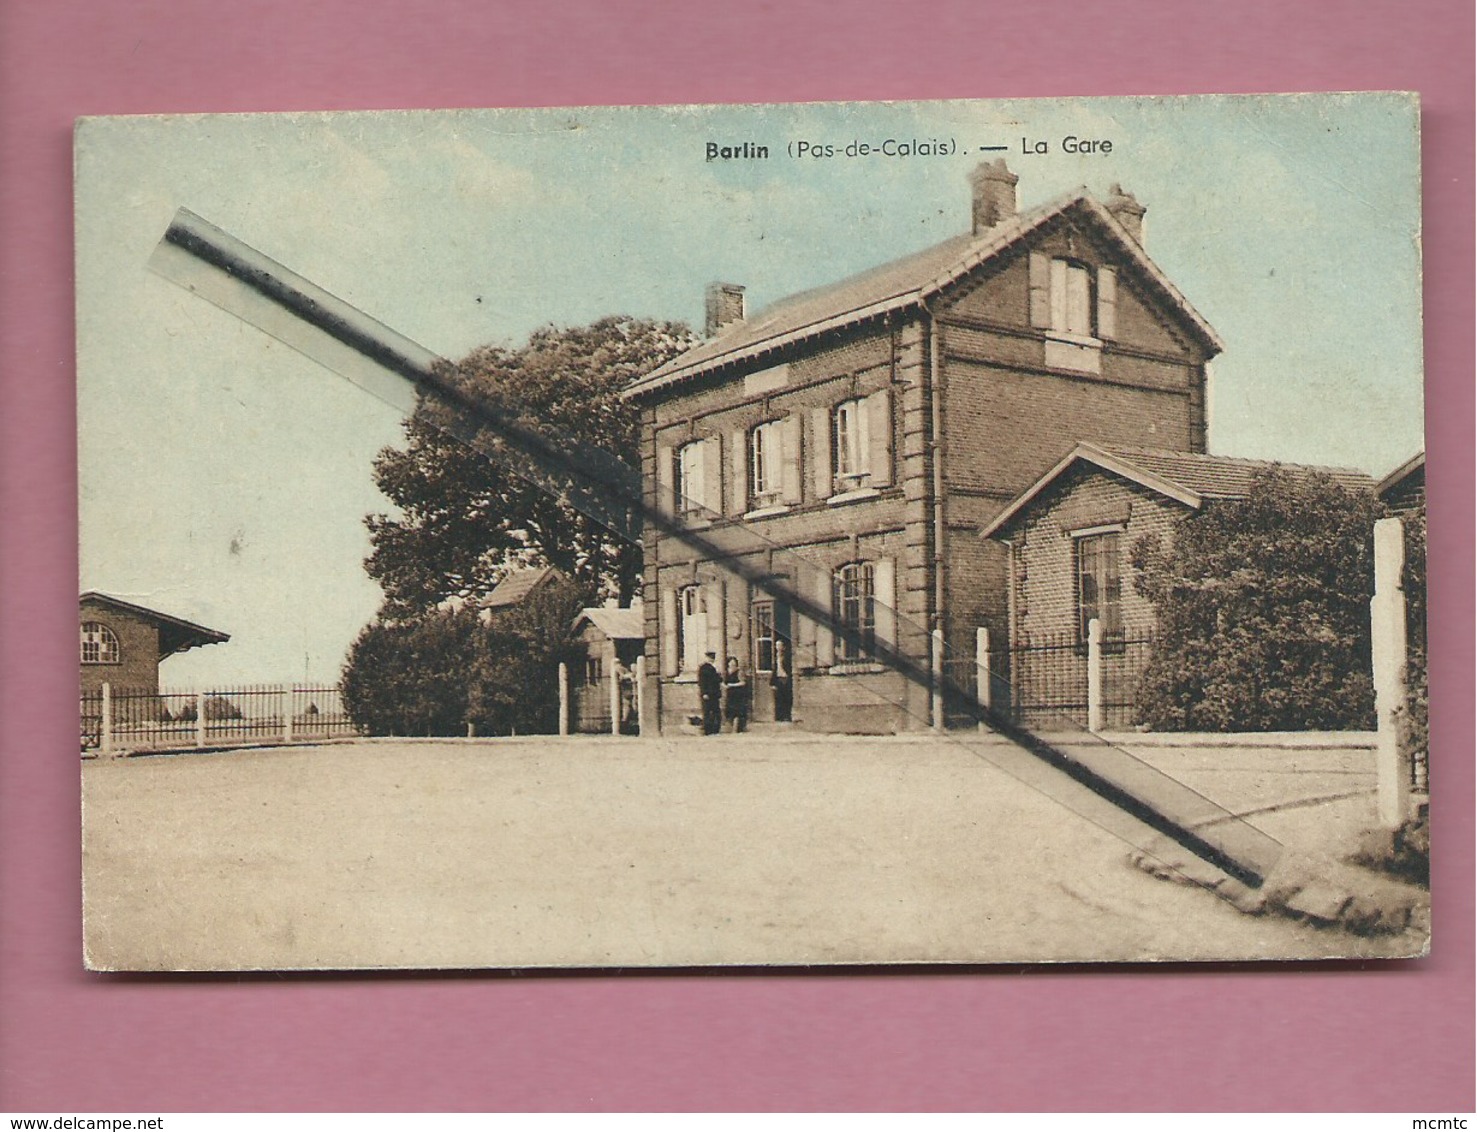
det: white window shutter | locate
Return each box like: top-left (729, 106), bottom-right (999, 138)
top-left (780, 415), bottom-right (803, 504)
top-left (1050, 258), bottom-right (1068, 333)
top-left (1097, 266), bottom-right (1117, 340)
top-left (1028, 251), bottom-right (1052, 328)
top-left (810, 406), bottom-right (833, 500)
top-left (704, 583), bottom-right (725, 662)
top-left (873, 557), bottom-right (896, 656)
top-left (729, 428), bottom-right (748, 515)
top-left (656, 442), bottom-right (676, 519)
top-left (811, 565), bottom-right (834, 667)
top-left (701, 437), bottom-right (723, 516)
top-left (661, 585), bottom-right (679, 677)
top-left (865, 389), bottom-right (893, 488)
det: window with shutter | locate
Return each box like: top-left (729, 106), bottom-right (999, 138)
top-left (675, 441), bottom-right (704, 516)
top-left (833, 399), bottom-right (868, 487)
top-left (678, 584), bottom-right (707, 673)
top-left (1039, 255), bottom-right (1105, 374)
top-left (834, 562), bottom-right (877, 664)
top-left (750, 421), bottom-right (783, 506)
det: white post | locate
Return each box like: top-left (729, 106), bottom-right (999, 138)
top-left (557, 662), bottom-right (569, 737)
top-left (100, 682), bottom-right (113, 758)
top-left (1372, 517), bottom-right (1409, 829)
top-left (609, 656), bottom-right (621, 737)
top-left (283, 685), bottom-right (294, 744)
top-left (195, 692), bottom-right (206, 748)
top-left (975, 626), bottom-right (991, 732)
top-left (1086, 618), bottom-right (1104, 733)
top-left (635, 655), bottom-right (646, 737)
top-left (931, 627), bottom-right (945, 732)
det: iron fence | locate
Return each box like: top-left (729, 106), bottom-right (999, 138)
top-left (82, 683), bottom-right (358, 755)
top-left (567, 677), bottom-right (639, 735)
top-left (1003, 630), bottom-right (1156, 731)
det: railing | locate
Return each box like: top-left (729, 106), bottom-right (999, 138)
top-left (82, 683), bottom-right (359, 755)
top-left (1002, 629), bottom-right (1155, 732)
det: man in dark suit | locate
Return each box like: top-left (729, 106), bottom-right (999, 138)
top-left (696, 650), bottom-right (723, 735)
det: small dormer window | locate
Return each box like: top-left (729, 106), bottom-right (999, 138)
top-left (1029, 252), bottom-right (1117, 374)
top-left (1051, 259), bottom-right (1094, 337)
top-left (81, 621), bottom-right (120, 665)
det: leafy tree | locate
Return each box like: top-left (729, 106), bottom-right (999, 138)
top-left (1397, 501), bottom-right (1427, 790)
top-left (467, 577), bottom-right (590, 736)
top-left (1130, 468), bottom-right (1384, 732)
top-left (339, 578), bottom-right (591, 738)
top-left (341, 610), bottom-right (480, 736)
top-left (366, 316), bottom-right (694, 618)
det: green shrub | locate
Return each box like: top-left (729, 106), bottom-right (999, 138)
top-left (1131, 468), bottom-right (1383, 732)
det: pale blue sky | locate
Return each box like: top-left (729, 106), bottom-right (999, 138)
top-left (75, 94), bottom-right (1423, 685)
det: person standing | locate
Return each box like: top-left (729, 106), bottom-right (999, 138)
top-left (723, 656), bottom-right (750, 733)
top-left (697, 650), bottom-right (723, 735)
top-left (771, 637), bottom-right (793, 723)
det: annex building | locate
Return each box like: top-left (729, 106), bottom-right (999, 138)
top-left (623, 161), bottom-right (1222, 733)
top-left (79, 591), bottom-right (229, 695)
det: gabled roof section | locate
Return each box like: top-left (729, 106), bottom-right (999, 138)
top-left (1376, 450), bottom-right (1425, 500)
top-left (625, 190), bottom-right (1223, 401)
top-left (483, 565), bottom-right (563, 610)
top-left (982, 444), bottom-right (1377, 540)
top-left (79, 592), bottom-right (230, 658)
top-left (572, 603), bottom-right (645, 641)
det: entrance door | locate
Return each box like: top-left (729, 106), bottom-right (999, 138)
top-left (750, 600), bottom-right (793, 723)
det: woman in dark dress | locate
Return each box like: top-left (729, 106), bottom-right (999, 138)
top-left (723, 656), bottom-right (750, 733)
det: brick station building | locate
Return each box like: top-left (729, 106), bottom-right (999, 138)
top-left (623, 161), bottom-right (1222, 733)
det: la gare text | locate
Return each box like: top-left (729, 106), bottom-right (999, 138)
top-left (1021, 136), bottom-right (1115, 154)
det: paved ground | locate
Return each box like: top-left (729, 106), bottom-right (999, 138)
top-left (81, 733), bottom-right (1428, 971)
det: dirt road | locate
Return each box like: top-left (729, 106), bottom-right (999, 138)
top-left (82, 734), bottom-right (1422, 970)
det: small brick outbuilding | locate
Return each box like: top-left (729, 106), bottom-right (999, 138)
top-left (79, 591), bottom-right (229, 695)
top-left (981, 444), bottom-right (1375, 725)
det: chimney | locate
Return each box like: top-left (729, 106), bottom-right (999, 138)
top-left (1104, 184), bottom-right (1147, 245)
top-left (704, 282), bottom-right (746, 337)
top-left (969, 158), bottom-right (1018, 234)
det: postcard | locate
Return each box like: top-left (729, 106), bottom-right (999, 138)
top-left (77, 93), bottom-right (1428, 969)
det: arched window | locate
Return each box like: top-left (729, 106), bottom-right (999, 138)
top-left (81, 621), bottom-right (121, 665)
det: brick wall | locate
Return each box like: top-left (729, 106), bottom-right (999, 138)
top-left (640, 318), bottom-right (939, 733)
top-left (928, 219), bottom-right (1209, 711)
top-left (79, 600), bottom-right (161, 694)
top-left (1003, 465), bottom-right (1189, 645)
top-left (636, 207), bottom-right (1215, 732)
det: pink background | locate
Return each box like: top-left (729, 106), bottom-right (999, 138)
top-left (1, 0), bottom-right (1471, 1112)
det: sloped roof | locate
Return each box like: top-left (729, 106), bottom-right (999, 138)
top-left (79, 591), bottom-right (230, 658)
top-left (982, 444), bottom-right (1378, 539)
top-left (483, 565), bottom-right (562, 610)
top-left (1376, 450), bottom-right (1425, 500)
top-left (625, 190), bottom-right (1223, 400)
top-left (572, 603), bottom-right (645, 640)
